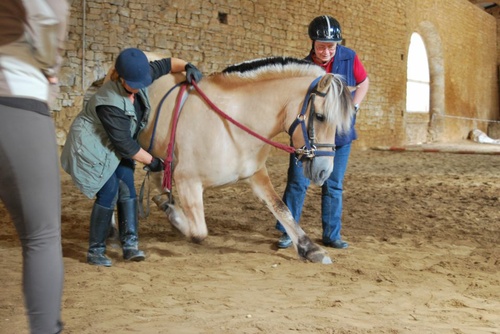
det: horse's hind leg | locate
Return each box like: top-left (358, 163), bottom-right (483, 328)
top-left (249, 167), bottom-right (333, 264)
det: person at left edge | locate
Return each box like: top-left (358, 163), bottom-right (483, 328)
top-left (61, 48), bottom-right (203, 267)
top-left (0, 0), bottom-right (69, 332)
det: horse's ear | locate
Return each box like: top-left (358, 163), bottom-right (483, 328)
top-left (317, 74), bottom-right (334, 95)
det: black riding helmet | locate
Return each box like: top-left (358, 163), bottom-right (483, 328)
top-left (308, 15), bottom-right (342, 42)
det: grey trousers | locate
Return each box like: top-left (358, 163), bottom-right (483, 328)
top-left (0, 104), bottom-right (63, 333)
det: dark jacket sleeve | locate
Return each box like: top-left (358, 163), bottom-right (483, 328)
top-left (96, 105), bottom-right (141, 158)
top-left (149, 58), bottom-right (172, 82)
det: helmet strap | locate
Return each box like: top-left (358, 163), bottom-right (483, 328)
top-left (310, 40), bottom-right (317, 57)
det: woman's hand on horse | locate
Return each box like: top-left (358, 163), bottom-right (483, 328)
top-left (144, 157), bottom-right (164, 172)
top-left (185, 63), bottom-right (203, 84)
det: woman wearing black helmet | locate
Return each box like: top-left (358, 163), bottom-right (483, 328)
top-left (276, 15), bottom-right (369, 249)
top-left (61, 48), bottom-right (202, 266)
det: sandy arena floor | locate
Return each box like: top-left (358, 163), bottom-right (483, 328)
top-left (1, 145), bottom-right (499, 333)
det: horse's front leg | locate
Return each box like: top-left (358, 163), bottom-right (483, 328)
top-left (249, 167), bottom-right (333, 264)
top-left (149, 171), bottom-right (192, 238)
top-left (172, 179), bottom-right (208, 243)
top-left (151, 171), bottom-right (207, 242)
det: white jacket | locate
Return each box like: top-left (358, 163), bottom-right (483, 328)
top-left (0, 0), bottom-right (69, 104)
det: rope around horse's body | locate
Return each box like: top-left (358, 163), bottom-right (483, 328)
top-left (161, 84), bottom-right (187, 192)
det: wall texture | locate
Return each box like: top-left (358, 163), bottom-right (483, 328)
top-left (54, 0), bottom-right (499, 149)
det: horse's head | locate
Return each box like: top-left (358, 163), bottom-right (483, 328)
top-left (289, 73), bottom-right (355, 185)
top-left (219, 56), bottom-right (354, 185)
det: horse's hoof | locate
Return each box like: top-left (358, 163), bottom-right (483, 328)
top-left (191, 235), bottom-right (205, 244)
top-left (307, 251), bottom-right (333, 264)
top-left (152, 196), bottom-right (168, 211)
top-left (297, 235), bottom-right (333, 264)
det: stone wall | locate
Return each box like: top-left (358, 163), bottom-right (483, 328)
top-left (54, 0), bottom-right (498, 149)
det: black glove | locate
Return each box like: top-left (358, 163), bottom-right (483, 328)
top-left (144, 157), bottom-right (164, 172)
top-left (185, 63), bottom-right (203, 84)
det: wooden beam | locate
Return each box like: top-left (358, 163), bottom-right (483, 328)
top-left (468, 0), bottom-right (500, 7)
top-left (468, 1), bottom-right (500, 18)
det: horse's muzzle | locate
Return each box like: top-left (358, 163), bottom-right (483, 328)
top-left (302, 156), bottom-right (334, 185)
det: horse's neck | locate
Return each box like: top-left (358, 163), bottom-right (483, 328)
top-left (227, 85), bottom-right (281, 138)
top-left (218, 76), bottom-right (311, 136)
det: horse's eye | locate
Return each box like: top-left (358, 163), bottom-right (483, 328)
top-left (315, 113), bottom-right (325, 122)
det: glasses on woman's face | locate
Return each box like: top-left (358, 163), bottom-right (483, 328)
top-left (315, 43), bottom-right (337, 54)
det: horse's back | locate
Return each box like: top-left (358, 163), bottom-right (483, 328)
top-left (144, 51), bottom-right (169, 62)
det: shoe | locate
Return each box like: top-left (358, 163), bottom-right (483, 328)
top-left (277, 233), bottom-right (292, 249)
top-left (123, 248), bottom-right (145, 262)
top-left (87, 252), bottom-right (112, 267)
top-left (324, 239), bottom-right (349, 249)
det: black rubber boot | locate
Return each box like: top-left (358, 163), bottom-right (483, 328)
top-left (87, 203), bottom-right (114, 267)
top-left (117, 199), bottom-right (145, 262)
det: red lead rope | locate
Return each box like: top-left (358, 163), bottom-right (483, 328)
top-left (162, 81), bottom-right (296, 192)
top-left (162, 84), bottom-right (187, 191)
top-left (191, 81), bottom-right (296, 154)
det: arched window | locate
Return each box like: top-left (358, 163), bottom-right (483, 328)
top-left (406, 33), bottom-right (430, 113)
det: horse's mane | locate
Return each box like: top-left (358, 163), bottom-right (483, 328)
top-left (220, 57), bottom-right (325, 82)
top-left (218, 56), bottom-right (353, 134)
top-left (322, 74), bottom-right (354, 134)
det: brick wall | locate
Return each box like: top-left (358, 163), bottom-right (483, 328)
top-left (54, 0), bottom-right (498, 149)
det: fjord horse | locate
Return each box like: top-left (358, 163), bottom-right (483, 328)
top-left (139, 55), bottom-right (355, 264)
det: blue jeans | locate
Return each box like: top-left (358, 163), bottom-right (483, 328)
top-left (276, 143), bottom-right (352, 243)
top-left (95, 159), bottom-right (136, 209)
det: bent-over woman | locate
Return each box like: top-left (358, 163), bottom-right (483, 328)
top-left (61, 48), bottom-right (202, 267)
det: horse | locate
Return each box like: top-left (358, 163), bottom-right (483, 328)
top-left (139, 54), bottom-right (355, 264)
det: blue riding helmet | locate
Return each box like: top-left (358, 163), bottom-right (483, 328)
top-left (115, 48), bottom-right (152, 89)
